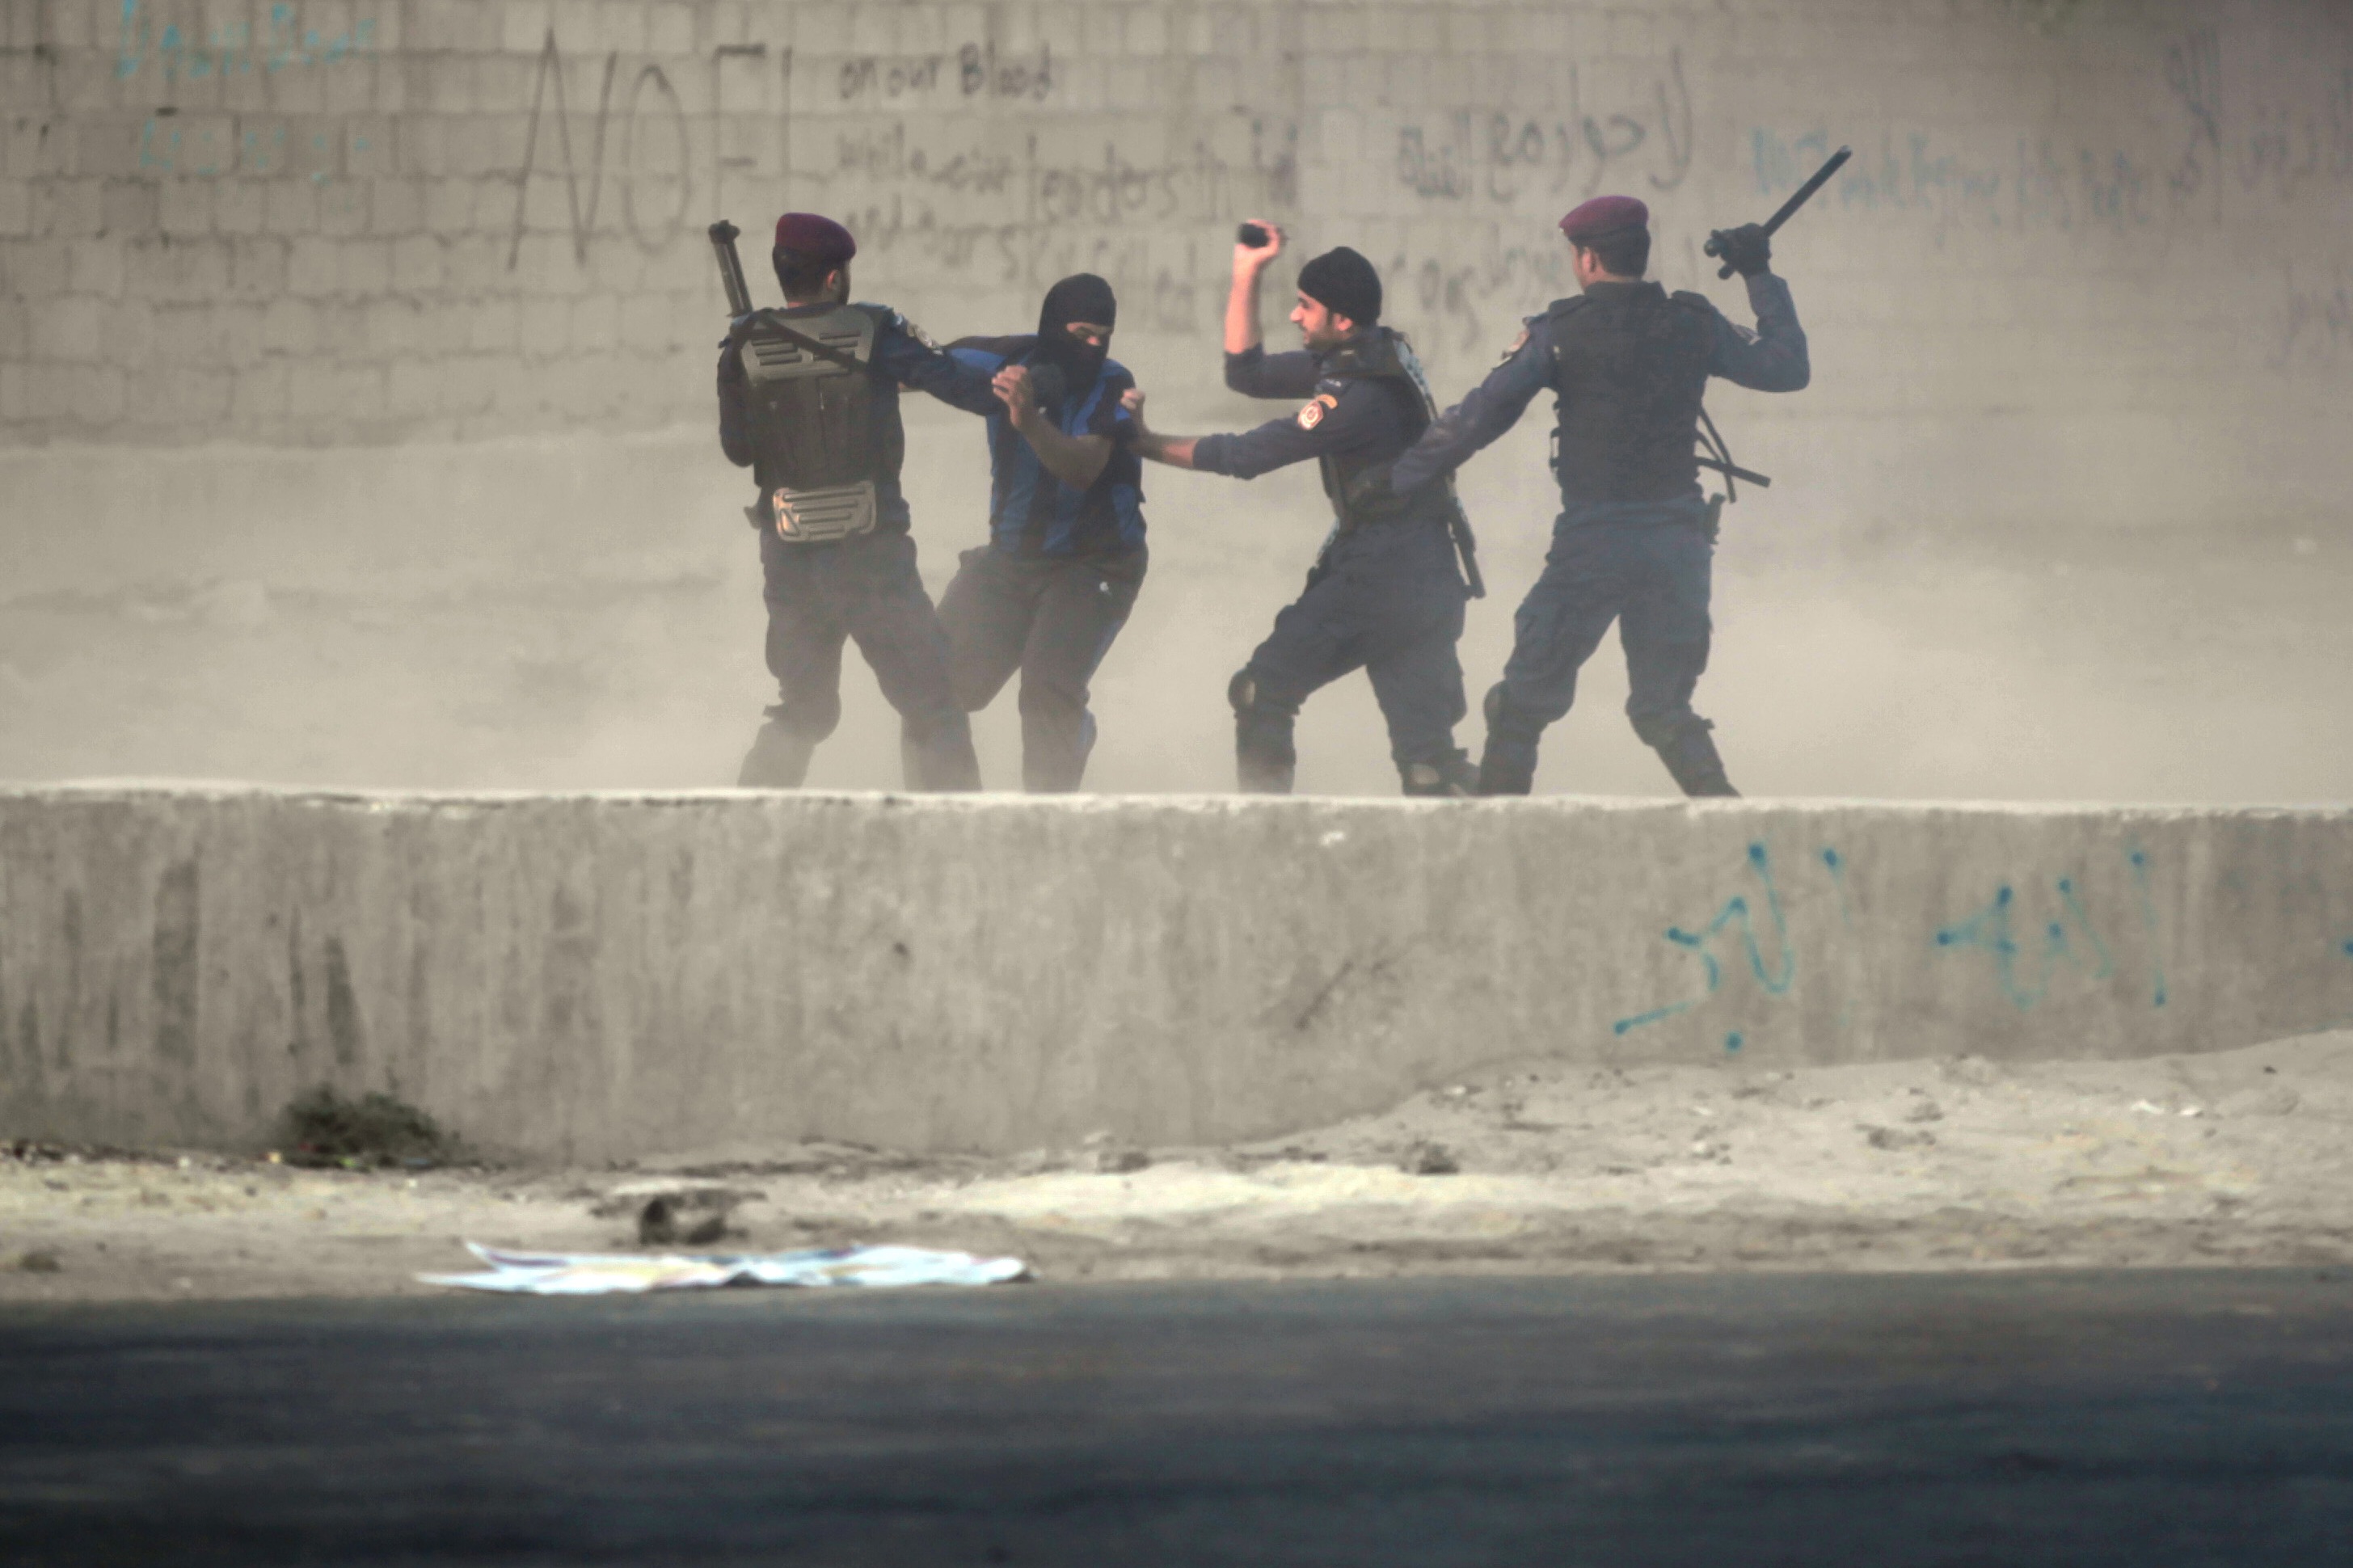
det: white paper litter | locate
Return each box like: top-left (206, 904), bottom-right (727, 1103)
top-left (421, 1241), bottom-right (1028, 1295)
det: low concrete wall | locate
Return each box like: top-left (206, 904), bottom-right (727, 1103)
top-left (2, 787), bottom-right (2350, 1161)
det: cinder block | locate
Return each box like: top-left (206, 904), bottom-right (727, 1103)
top-left (264, 179), bottom-right (320, 234)
top-left (99, 179), bottom-right (158, 237)
top-left (230, 360), bottom-right (291, 424)
top-left (128, 234), bottom-right (231, 301)
top-left (230, 234), bottom-right (289, 297)
top-left (386, 356), bottom-right (442, 416)
top-left (47, 53), bottom-right (117, 116)
top-left (391, 232), bottom-right (445, 290)
top-left (502, 0), bottom-right (555, 53)
top-left (31, 294), bottom-right (101, 358)
top-left (286, 234), bottom-right (338, 294)
top-left (67, 237), bottom-right (124, 296)
top-left (283, 116), bottom-right (343, 183)
top-left (266, 58), bottom-right (328, 116)
top-left (569, 292), bottom-right (622, 350)
top-left (435, 352), bottom-right (498, 413)
top-left (347, 116), bottom-right (398, 179)
top-left (0, 178), bottom-right (29, 237)
top-left (0, 297), bottom-right (23, 358)
top-left (468, 297), bottom-right (521, 351)
top-left (319, 179), bottom-right (369, 236)
top-left (647, 2), bottom-right (696, 57)
top-left (0, 237), bottom-right (70, 296)
top-left (619, 289), bottom-right (673, 350)
top-left (207, 175), bottom-right (262, 236)
top-left (517, 295), bottom-right (571, 355)
top-left (339, 235), bottom-right (390, 293)
top-left (589, 0), bottom-right (652, 55)
top-left (238, 116), bottom-right (294, 177)
top-left (68, 364), bottom-right (127, 425)
top-left (417, 54), bottom-right (476, 116)
top-left (443, 232), bottom-right (508, 292)
top-left (323, 57), bottom-right (378, 115)
top-left (2, 114), bottom-right (68, 181)
top-left (474, 53), bottom-right (541, 116)
top-left (456, 114), bottom-right (530, 178)
top-left (74, 116), bottom-right (147, 179)
top-left (368, 175), bottom-right (424, 234)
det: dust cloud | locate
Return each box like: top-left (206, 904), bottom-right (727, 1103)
top-left (0, 355), bottom-right (2346, 805)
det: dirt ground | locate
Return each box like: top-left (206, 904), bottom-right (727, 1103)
top-left (4, 1032), bottom-right (2346, 1302)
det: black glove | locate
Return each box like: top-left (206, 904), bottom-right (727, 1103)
top-left (1712, 223), bottom-right (1772, 279)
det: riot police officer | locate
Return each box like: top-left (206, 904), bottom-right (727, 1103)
top-left (1389, 196), bottom-right (1810, 796)
top-left (934, 275), bottom-right (1147, 792)
top-left (716, 212), bottom-right (1000, 790)
top-left (1121, 224), bottom-right (1480, 796)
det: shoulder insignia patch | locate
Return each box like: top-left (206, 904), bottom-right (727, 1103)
top-left (1499, 324), bottom-right (1531, 363)
top-left (894, 311), bottom-right (938, 350)
top-left (1296, 392), bottom-right (1339, 430)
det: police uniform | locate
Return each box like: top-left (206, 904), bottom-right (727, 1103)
top-left (1391, 203), bottom-right (1810, 796)
top-left (715, 226), bottom-right (1000, 791)
top-left (934, 277), bottom-right (1148, 793)
top-left (1200, 327), bottom-right (1477, 795)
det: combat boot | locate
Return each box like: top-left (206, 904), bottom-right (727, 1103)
top-left (1401, 749), bottom-right (1479, 797)
top-left (1655, 722), bottom-right (1739, 798)
top-left (738, 709), bottom-right (816, 788)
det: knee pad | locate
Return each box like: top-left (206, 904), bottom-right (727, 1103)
top-left (1482, 681), bottom-right (1508, 729)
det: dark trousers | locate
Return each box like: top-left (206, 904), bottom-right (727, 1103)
top-left (1235, 521), bottom-right (1470, 794)
top-left (937, 546), bottom-right (1145, 793)
top-left (740, 528), bottom-right (980, 791)
top-left (1481, 517), bottom-right (1731, 795)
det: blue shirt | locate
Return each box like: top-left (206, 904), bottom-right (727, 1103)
top-left (1389, 273), bottom-right (1811, 506)
top-left (946, 336), bottom-right (1145, 559)
top-left (716, 301), bottom-right (997, 533)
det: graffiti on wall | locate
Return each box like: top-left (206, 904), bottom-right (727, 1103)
top-left (1395, 50), bottom-right (1695, 203)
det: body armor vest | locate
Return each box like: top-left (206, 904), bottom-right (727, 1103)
top-left (736, 303), bottom-right (892, 542)
top-left (1314, 328), bottom-right (1442, 528)
top-left (1545, 284), bottom-right (1717, 506)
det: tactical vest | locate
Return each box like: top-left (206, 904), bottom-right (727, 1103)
top-left (736, 303), bottom-right (894, 542)
top-left (1314, 328), bottom-right (1445, 528)
top-left (1544, 284), bottom-right (1717, 506)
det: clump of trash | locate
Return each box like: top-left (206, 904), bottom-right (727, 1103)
top-left (277, 1086), bottom-right (453, 1170)
top-left (422, 1241), bottom-right (1028, 1295)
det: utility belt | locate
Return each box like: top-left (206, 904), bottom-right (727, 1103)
top-left (746, 478), bottom-right (879, 543)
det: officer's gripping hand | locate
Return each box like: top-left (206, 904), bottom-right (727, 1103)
top-left (1233, 218), bottom-right (1284, 276)
top-left (1714, 223), bottom-right (1772, 278)
top-left (1118, 386), bottom-right (1150, 436)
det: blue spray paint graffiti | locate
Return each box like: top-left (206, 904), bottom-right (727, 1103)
top-left (1613, 843), bottom-right (1796, 1035)
top-left (1820, 846), bottom-right (1853, 929)
top-left (115, 2), bottom-right (376, 82)
top-left (1933, 875), bottom-right (2115, 1010)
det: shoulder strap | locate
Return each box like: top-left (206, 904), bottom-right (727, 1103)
top-left (1669, 289), bottom-right (1716, 315)
top-left (751, 305), bottom-right (871, 373)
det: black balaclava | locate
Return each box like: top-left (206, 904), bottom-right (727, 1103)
top-left (1296, 247), bottom-right (1381, 327)
top-left (1035, 273), bottom-right (1117, 386)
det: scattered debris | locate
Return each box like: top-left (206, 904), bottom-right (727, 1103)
top-left (422, 1241), bottom-right (1028, 1295)
top-left (16, 1250), bottom-right (61, 1274)
top-left (1399, 1140), bottom-right (1460, 1176)
top-left (278, 1087), bottom-right (453, 1170)
top-left (1093, 1147), bottom-right (1151, 1175)
top-left (1865, 1126), bottom-right (1938, 1151)
top-left (1905, 1097), bottom-right (1946, 1124)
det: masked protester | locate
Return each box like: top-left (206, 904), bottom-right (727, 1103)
top-left (715, 212), bottom-right (1000, 791)
top-left (1122, 229), bottom-right (1481, 796)
top-left (933, 275), bottom-right (1147, 792)
top-left (1388, 196), bottom-right (1811, 797)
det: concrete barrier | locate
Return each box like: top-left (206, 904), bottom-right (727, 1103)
top-left (2, 786), bottom-right (2350, 1161)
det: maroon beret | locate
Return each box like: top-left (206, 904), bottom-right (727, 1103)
top-left (1559, 195), bottom-right (1649, 244)
top-left (772, 212), bottom-right (856, 265)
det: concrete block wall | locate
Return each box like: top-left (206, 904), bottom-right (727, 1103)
top-left (1, 0), bottom-right (2349, 527)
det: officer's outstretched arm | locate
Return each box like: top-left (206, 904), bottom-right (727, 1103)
top-left (1118, 389), bottom-right (1200, 470)
top-left (1389, 325), bottom-right (1551, 492)
top-left (876, 314), bottom-right (1002, 415)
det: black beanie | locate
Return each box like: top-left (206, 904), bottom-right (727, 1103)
top-left (1039, 272), bottom-right (1116, 334)
top-left (1296, 247), bottom-right (1381, 325)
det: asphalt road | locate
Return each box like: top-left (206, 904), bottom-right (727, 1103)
top-left (4, 1268), bottom-right (2350, 1566)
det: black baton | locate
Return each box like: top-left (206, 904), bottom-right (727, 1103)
top-left (1705, 145), bottom-right (1850, 278)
